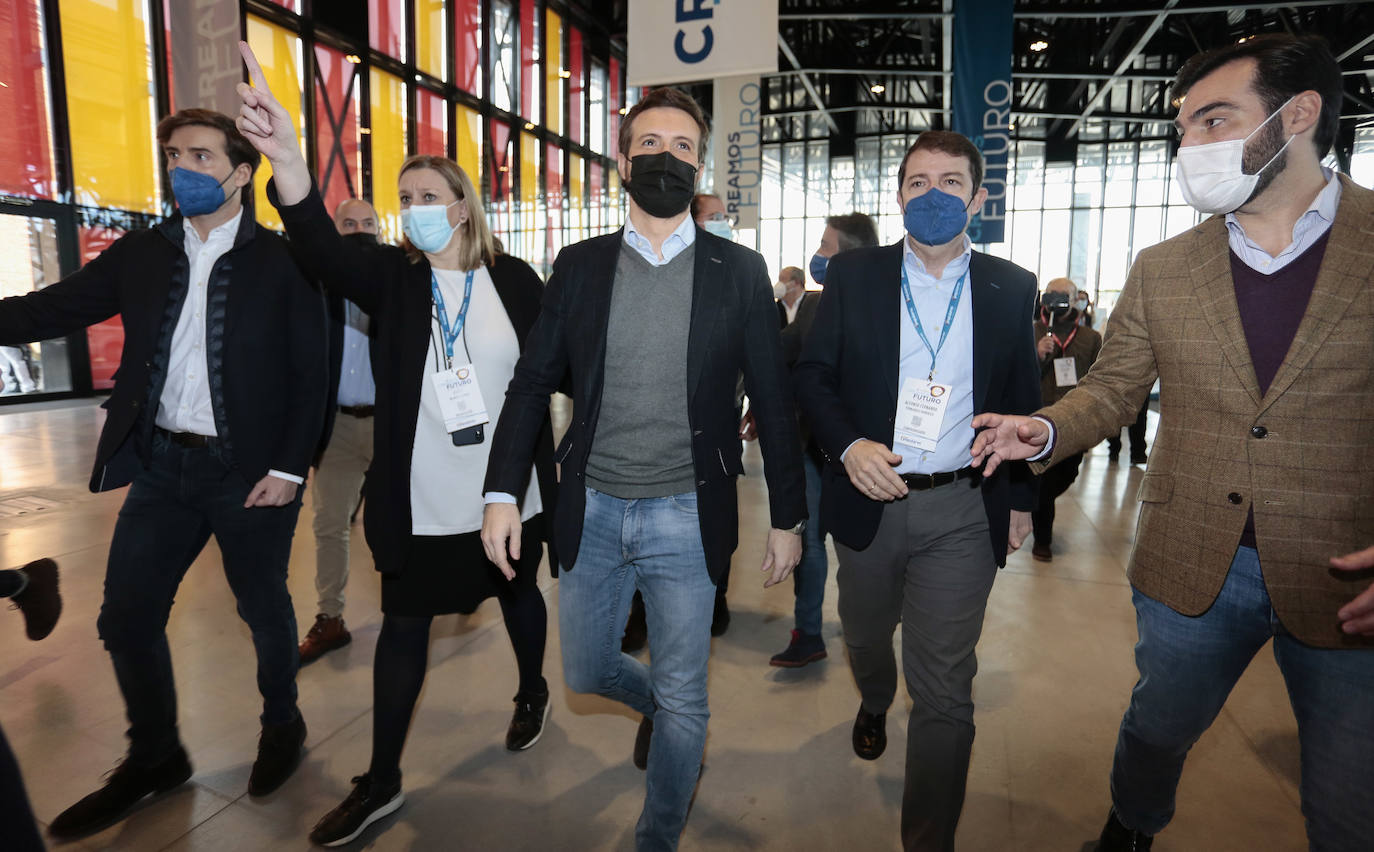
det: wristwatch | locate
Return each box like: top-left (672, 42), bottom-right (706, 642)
top-left (782, 519), bottom-right (807, 536)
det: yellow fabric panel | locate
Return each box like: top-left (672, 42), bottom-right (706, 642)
top-left (455, 103), bottom-right (482, 191)
top-left (415, 0), bottom-right (446, 80)
top-left (369, 69), bottom-right (408, 243)
top-left (60, 0), bottom-right (158, 213)
top-left (520, 132), bottom-right (539, 208)
top-left (545, 9), bottom-right (563, 136)
top-left (247, 17), bottom-right (306, 231)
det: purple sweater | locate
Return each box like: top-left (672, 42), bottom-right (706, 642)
top-left (1229, 229), bottom-right (1330, 546)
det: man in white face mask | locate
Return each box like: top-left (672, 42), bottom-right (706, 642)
top-left (968, 33), bottom-right (1374, 852)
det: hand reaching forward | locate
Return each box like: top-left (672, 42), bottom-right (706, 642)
top-left (969, 413), bottom-right (1050, 476)
top-left (1332, 546), bottom-right (1374, 636)
top-left (235, 41), bottom-right (311, 205)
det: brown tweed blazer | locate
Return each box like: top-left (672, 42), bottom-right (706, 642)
top-left (1034, 174), bottom-right (1374, 649)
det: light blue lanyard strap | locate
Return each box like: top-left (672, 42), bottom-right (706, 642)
top-left (430, 269), bottom-right (475, 365)
top-left (900, 264), bottom-right (967, 380)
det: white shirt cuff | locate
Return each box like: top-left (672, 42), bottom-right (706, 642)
top-left (840, 439), bottom-right (864, 463)
top-left (484, 492), bottom-right (518, 505)
top-left (268, 469), bottom-right (305, 485)
top-left (1028, 417), bottom-right (1055, 462)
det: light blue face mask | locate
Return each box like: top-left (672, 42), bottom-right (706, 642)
top-left (402, 201), bottom-right (460, 253)
top-left (702, 218), bottom-right (733, 239)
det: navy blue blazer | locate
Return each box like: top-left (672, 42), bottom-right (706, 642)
top-left (794, 240), bottom-right (1041, 565)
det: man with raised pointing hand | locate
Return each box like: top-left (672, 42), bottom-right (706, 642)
top-left (481, 87), bottom-right (805, 852)
top-left (970, 34), bottom-right (1374, 851)
top-left (0, 106), bottom-right (326, 839)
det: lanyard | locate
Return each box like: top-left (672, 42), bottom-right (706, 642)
top-left (1041, 309), bottom-right (1079, 352)
top-left (430, 269), bottom-right (474, 367)
top-left (901, 264), bottom-right (967, 381)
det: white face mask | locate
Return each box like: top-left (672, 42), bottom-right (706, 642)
top-left (1174, 95), bottom-right (1295, 215)
top-left (773, 282), bottom-right (788, 300)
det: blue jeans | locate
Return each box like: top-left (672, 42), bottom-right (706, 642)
top-left (559, 487), bottom-right (716, 852)
top-left (793, 452), bottom-right (828, 636)
top-left (98, 433), bottom-right (302, 765)
top-left (1112, 547), bottom-right (1374, 849)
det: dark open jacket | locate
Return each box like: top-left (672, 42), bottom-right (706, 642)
top-left (271, 181), bottom-right (559, 576)
top-left (0, 210), bottom-right (327, 492)
top-left (795, 242), bottom-right (1041, 566)
top-left (482, 228), bottom-right (807, 584)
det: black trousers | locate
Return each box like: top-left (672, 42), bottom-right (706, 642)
top-left (1107, 399), bottom-right (1149, 457)
top-left (99, 433), bottom-right (302, 765)
top-left (1031, 452), bottom-right (1085, 546)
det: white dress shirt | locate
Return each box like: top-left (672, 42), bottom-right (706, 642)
top-left (893, 236), bottom-right (976, 475)
top-left (623, 213), bottom-right (696, 266)
top-left (154, 209), bottom-right (301, 485)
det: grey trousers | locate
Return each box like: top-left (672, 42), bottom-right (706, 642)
top-left (310, 413), bottom-right (373, 617)
top-left (835, 479), bottom-right (997, 852)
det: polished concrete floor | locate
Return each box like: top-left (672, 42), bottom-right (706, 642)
top-left (0, 399), bottom-right (1307, 851)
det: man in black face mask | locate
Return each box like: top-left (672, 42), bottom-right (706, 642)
top-left (1030, 277), bottom-right (1102, 561)
top-left (481, 87), bottom-right (805, 851)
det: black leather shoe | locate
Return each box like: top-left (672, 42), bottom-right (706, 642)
top-left (1092, 808), bottom-right (1153, 851)
top-left (621, 592), bottom-right (648, 653)
top-left (13, 558), bottom-right (60, 640)
top-left (710, 593), bottom-right (730, 637)
top-left (852, 706), bottom-right (886, 760)
top-left (633, 716), bottom-right (653, 770)
top-left (506, 689), bottom-right (550, 751)
top-left (1130, 453), bottom-right (1149, 465)
top-left (309, 772), bottom-right (405, 847)
top-left (248, 713), bottom-right (306, 796)
top-left (48, 746), bottom-right (192, 840)
top-left (769, 630), bottom-right (827, 668)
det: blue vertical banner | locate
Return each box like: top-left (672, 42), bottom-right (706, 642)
top-left (951, 0), bottom-right (1013, 243)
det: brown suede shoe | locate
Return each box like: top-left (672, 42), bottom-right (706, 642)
top-left (299, 614), bottom-right (351, 664)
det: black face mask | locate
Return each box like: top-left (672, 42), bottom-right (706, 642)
top-left (625, 152), bottom-right (697, 218)
top-left (342, 231), bottom-right (379, 246)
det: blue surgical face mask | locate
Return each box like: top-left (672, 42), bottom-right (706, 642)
top-left (171, 167), bottom-right (236, 217)
top-left (702, 218), bottom-right (733, 239)
top-left (402, 201), bottom-right (460, 253)
top-left (902, 188), bottom-right (973, 247)
top-left (1075, 298), bottom-right (1089, 311)
top-left (809, 252), bottom-right (829, 285)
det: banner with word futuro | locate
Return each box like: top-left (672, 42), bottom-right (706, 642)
top-left (712, 76), bottom-right (763, 231)
top-left (628, 0), bottom-right (778, 87)
top-left (168, 0), bottom-right (243, 115)
top-left (951, 0), bottom-right (1013, 243)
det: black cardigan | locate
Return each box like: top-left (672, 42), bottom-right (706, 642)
top-left (271, 181), bottom-right (559, 575)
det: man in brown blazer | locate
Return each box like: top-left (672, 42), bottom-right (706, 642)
top-left (970, 34), bottom-right (1374, 852)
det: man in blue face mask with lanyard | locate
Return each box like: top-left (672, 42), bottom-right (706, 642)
top-left (0, 108), bottom-right (327, 839)
top-left (795, 130), bottom-right (1041, 852)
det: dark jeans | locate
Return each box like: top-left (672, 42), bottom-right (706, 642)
top-left (1030, 452), bottom-right (1084, 546)
top-left (1112, 547), bottom-right (1374, 848)
top-left (98, 433), bottom-right (302, 765)
top-left (834, 480), bottom-right (996, 852)
top-left (1107, 399), bottom-right (1149, 457)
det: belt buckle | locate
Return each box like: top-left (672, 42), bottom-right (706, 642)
top-left (912, 472), bottom-right (935, 490)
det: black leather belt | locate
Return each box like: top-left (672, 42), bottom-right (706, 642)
top-left (900, 467), bottom-right (978, 491)
top-left (156, 427), bottom-right (216, 449)
top-left (338, 405), bottom-right (375, 418)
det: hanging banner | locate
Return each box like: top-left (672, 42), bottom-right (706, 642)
top-left (951, 0), bottom-right (1012, 243)
top-left (628, 0), bottom-right (778, 87)
top-left (712, 75), bottom-right (762, 231)
top-left (168, 0), bottom-right (243, 115)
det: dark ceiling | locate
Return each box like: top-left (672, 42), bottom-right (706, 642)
top-left (578, 0), bottom-right (1374, 161)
